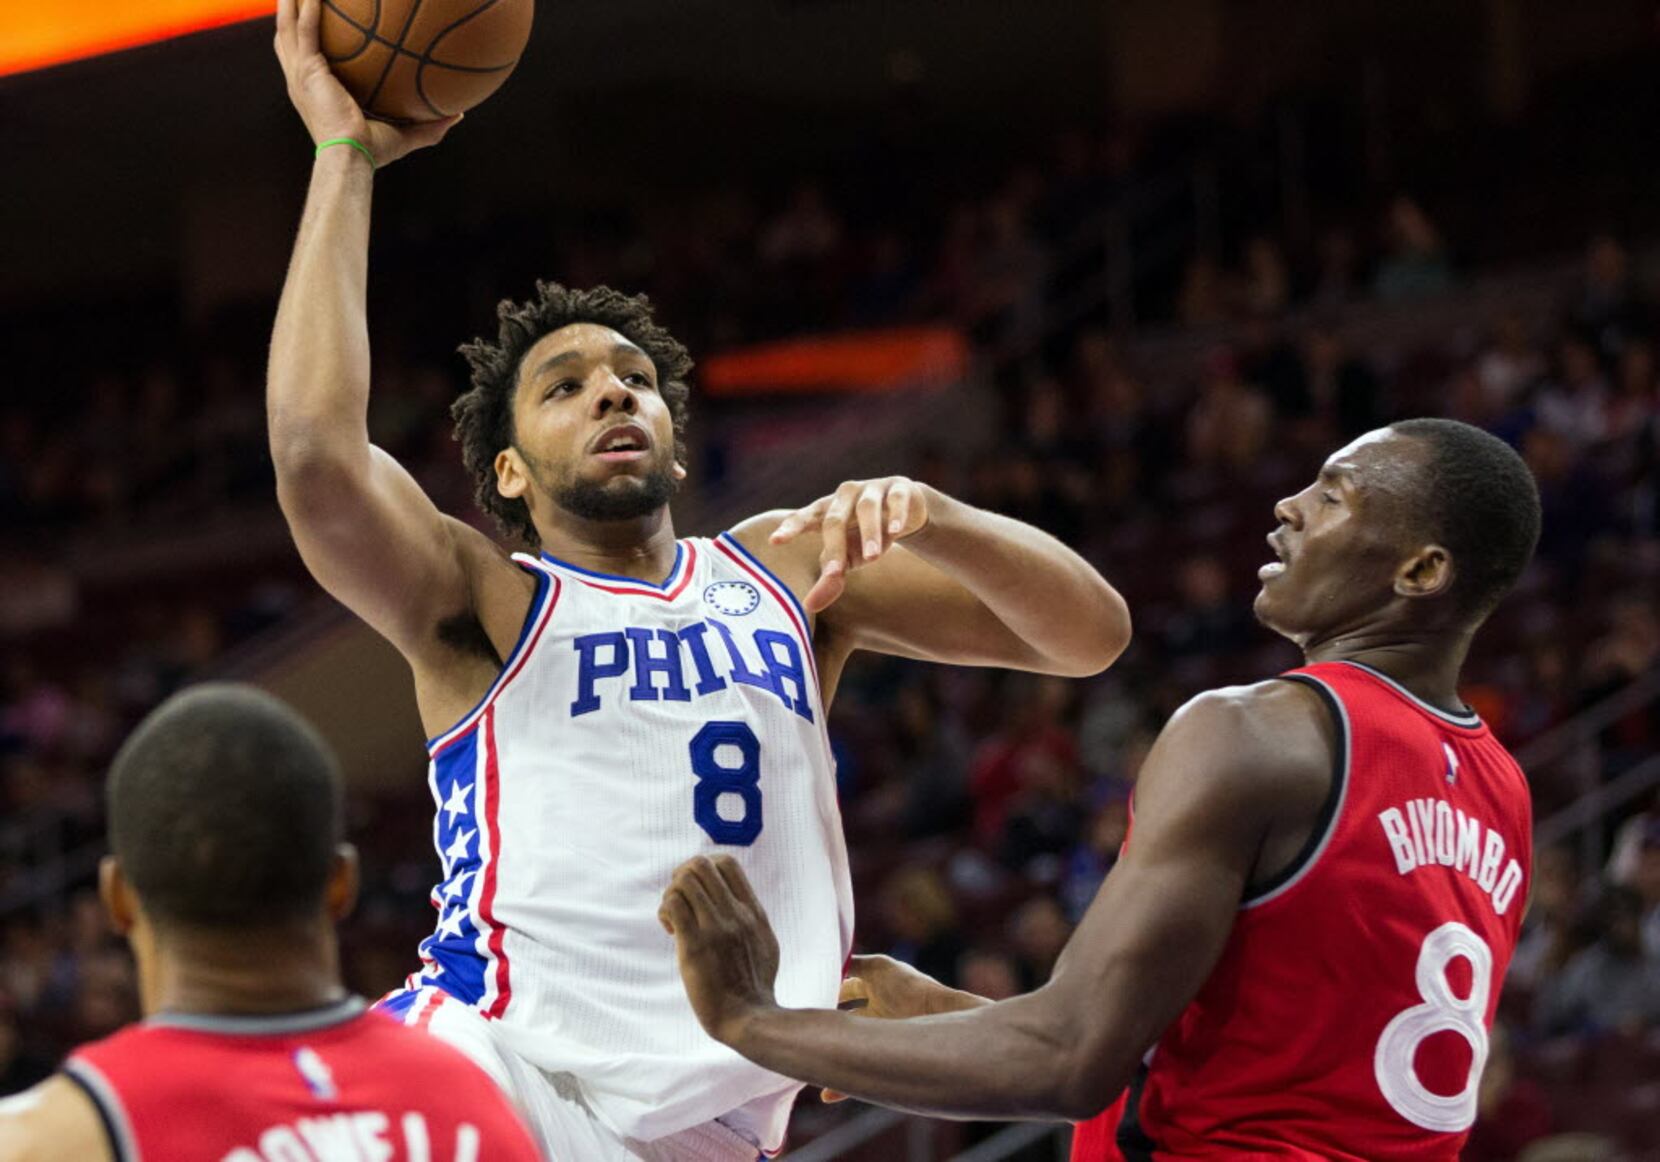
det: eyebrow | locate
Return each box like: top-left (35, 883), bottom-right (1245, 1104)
top-left (533, 342), bottom-right (650, 380)
top-left (1318, 463), bottom-right (1356, 484)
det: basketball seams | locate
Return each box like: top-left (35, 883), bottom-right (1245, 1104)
top-left (320, 0), bottom-right (380, 63)
top-left (325, 0), bottom-right (528, 121)
top-left (415, 0), bottom-right (509, 118)
top-left (362, 0), bottom-right (426, 114)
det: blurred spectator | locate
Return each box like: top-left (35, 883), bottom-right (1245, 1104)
top-left (1535, 886), bottom-right (1660, 1036)
top-left (1240, 236), bottom-right (1292, 318)
top-left (957, 948), bottom-right (1021, 1002)
top-left (1510, 846), bottom-right (1584, 993)
top-left (1476, 313), bottom-right (1546, 418)
top-left (1568, 234), bottom-right (1650, 360)
top-left (1464, 1022), bottom-right (1553, 1162)
top-left (1061, 791), bottom-right (1130, 922)
top-left (1161, 555), bottom-right (1252, 659)
top-left (969, 676), bottom-right (1080, 848)
top-left (1536, 334), bottom-right (1612, 454)
top-left (1373, 196), bottom-right (1452, 302)
top-left (1309, 227), bottom-right (1363, 310)
top-left (880, 866), bottom-right (965, 989)
top-left (1301, 321), bottom-right (1383, 440)
top-left (1008, 896), bottom-right (1072, 991)
top-left (1187, 350), bottom-right (1272, 471)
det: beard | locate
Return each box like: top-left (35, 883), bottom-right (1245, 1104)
top-left (552, 465), bottom-right (677, 522)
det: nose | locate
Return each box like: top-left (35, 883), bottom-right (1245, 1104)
top-left (1273, 493), bottom-right (1302, 530)
top-left (590, 372), bottom-right (637, 418)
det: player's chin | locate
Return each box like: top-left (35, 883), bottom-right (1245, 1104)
top-left (1251, 588), bottom-right (1290, 634)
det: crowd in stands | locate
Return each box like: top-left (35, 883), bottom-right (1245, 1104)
top-left (2, 113), bottom-right (1659, 1158)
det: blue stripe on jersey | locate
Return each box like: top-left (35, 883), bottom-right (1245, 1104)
top-left (539, 542), bottom-right (685, 590)
top-left (416, 729), bottom-right (489, 1005)
top-left (716, 532), bottom-right (811, 632)
top-left (374, 989), bottom-right (422, 1022)
top-left (424, 567), bottom-right (553, 750)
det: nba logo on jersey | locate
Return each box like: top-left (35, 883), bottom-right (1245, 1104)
top-left (292, 1046), bottom-right (338, 1100)
top-left (1443, 743), bottom-right (1459, 785)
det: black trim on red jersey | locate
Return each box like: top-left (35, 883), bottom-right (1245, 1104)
top-left (61, 1061), bottom-right (136, 1162)
top-left (1241, 675), bottom-right (1350, 907)
top-left (1115, 1061), bottom-right (1157, 1161)
top-left (1336, 660), bottom-right (1481, 727)
top-left (146, 995), bottom-right (366, 1036)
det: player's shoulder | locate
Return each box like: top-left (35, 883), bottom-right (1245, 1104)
top-left (1154, 679), bottom-right (1336, 800)
top-left (722, 510), bottom-right (817, 593)
top-left (1168, 679), bottom-right (1333, 757)
top-left (0, 1076), bottom-right (111, 1162)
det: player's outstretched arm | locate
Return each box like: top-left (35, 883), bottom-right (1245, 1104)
top-left (0, 1077), bottom-right (113, 1162)
top-left (734, 480), bottom-right (1129, 679)
top-left (662, 682), bottom-right (1331, 1121)
top-left (268, 0), bottom-right (491, 660)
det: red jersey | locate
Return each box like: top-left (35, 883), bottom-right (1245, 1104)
top-left (63, 997), bottom-right (539, 1162)
top-left (1073, 661), bottom-right (1532, 1161)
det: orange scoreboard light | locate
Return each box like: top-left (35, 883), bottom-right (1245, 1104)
top-left (0, 2), bottom-right (273, 78)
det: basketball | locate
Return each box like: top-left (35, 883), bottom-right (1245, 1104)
top-left (320, 0), bottom-right (534, 123)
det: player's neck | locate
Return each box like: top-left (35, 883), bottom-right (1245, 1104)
top-left (535, 508), bottom-right (680, 582)
top-left (144, 922), bottom-right (347, 1019)
top-left (1303, 628), bottom-right (1474, 715)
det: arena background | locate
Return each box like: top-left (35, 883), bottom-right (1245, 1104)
top-left (3, 3), bottom-right (1659, 1158)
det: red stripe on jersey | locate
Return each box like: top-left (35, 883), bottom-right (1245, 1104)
top-left (479, 708), bottom-right (513, 1019)
top-left (576, 541), bottom-right (699, 601)
top-left (414, 990), bottom-right (446, 1030)
top-left (429, 575), bottom-right (563, 758)
top-left (712, 538), bottom-right (820, 692)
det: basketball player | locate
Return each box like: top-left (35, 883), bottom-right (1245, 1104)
top-left (664, 419), bottom-right (1541, 1161)
top-left (268, 2), bottom-right (1130, 1158)
top-left (0, 684), bottom-right (540, 1162)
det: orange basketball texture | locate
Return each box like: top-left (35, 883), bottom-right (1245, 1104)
top-left (320, 0), bottom-right (534, 122)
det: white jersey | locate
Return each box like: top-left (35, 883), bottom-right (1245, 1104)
top-left (390, 534), bottom-right (853, 1150)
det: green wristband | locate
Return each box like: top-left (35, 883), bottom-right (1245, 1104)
top-left (315, 137), bottom-right (375, 169)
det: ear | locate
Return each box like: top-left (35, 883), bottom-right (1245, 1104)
top-left (98, 855), bottom-right (137, 937)
top-left (1394, 544), bottom-right (1454, 600)
top-left (325, 844), bottom-right (361, 924)
top-left (495, 448), bottom-right (529, 500)
top-left (672, 461), bottom-right (688, 483)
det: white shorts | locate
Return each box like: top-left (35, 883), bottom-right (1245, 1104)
top-left (376, 988), bottom-right (761, 1162)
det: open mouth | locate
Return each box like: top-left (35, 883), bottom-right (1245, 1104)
top-left (1259, 532), bottom-right (1290, 580)
top-left (591, 425), bottom-right (651, 461)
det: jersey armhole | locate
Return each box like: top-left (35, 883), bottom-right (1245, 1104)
top-left (60, 1061), bottom-right (137, 1162)
top-left (1241, 674), bottom-right (1350, 908)
top-left (426, 564), bottom-right (559, 752)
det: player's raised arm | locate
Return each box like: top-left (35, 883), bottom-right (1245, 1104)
top-left (733, 478), bottom-right (1130, 680)
top-left (661, 681), bottom-right (1332, 1121)
top-left (266, 0), bottom-right (479, 657)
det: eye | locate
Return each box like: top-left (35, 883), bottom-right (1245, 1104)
top-left (1321, 491), bottom-right (1340, 506)
top-left (544, 380), bottom-right (579, 401)
top-left (623, 371), bottom-right (655, 389)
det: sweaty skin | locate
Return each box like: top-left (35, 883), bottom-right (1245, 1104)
top-left (662, 430), bottom-right (1498, 1122)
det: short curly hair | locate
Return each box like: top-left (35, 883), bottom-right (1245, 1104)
top-left (453, 281), bottom-right (693, 547)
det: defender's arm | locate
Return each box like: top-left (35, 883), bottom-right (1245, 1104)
top-left (663, 684), bottom-right (1332, 1121)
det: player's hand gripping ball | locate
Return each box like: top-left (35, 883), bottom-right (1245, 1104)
top-left (320, 0), bottom-right (534, 122)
